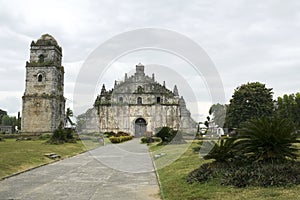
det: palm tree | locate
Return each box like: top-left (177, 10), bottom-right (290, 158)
top-left (236, 117), bottom-right (299, 162)
top-left (65, 108), bottom-right (75, 126)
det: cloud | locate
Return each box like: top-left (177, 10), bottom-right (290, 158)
top-left (0, 0), bottom-right (300, 117)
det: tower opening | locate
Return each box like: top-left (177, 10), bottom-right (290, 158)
top-left (137, 97), bottom-right (142, 105)
top-left (37, 74), bottom-right (43, 82)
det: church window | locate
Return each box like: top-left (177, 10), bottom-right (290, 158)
top-left (119, 97), bottom-right (123, 103)
top-left (156, 97), bottom-right (161, 103)
top-left (137, 86), bottom-right (144, 93)
top-left (38, 54), bottom-right (44, 63)
top-left (137, 97), bottom-right (142, 105)
top-left (38, 74), bottom-right (43, 82)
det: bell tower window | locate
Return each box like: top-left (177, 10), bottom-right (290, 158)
top-left (156, 97), bottom-right (161, 103)
top-left (137, 97), bottom-right (142, 105)
top-left (38, 54), bottom-right (44, 63)
top-left (37, 74), bottom-right (43, 82)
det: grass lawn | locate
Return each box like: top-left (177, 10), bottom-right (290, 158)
top-left (0, 138), bottom-right (94, 179)
top-left (150, 141), bottom-right (300, 200)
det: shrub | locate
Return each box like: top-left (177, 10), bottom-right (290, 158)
top-left (104, 131), bottom-right (115, 138)
top-left (109, 135), bottom-right (133, 143)
top-left (141, 136), bottom-right (161, 144)
top-left (236, 117), bottom-right (299, 162)
top-left (192, 140), bottom-right (203, 152)
top-left (187, 117), bottom-right (300, 188)
top-left (116, 131), bottom-right (129, 137)
top-left (141, 137), bottom-right (153, 144)
top-left (202, 138), bottom-right (236, 163)
top-left (155, 127), bottom-right (184, 144)
top-left (187, 160), bottom-right (300, 188)
top-left (186, 163), bottom-right (214, 184)
top-left (1, 134), bottom-right (20, 139)
top-left (221, 161), bottom-right (300, 187)
top-left (38, 133), bottom-right (51, 140)
top-left (48, 128), bottom-right (76, 144)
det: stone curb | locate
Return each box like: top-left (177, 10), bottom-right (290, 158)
top-left (148, 144), bottom-right (164, 200)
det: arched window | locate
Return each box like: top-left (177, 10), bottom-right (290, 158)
top-left (137, 97), bottom-right (142, 105)
top-left (156, 97), bottom-right (161, 103)
top-left (38, 54), bottom-right (44, 63)
top-left (119, 97), bottom-right (123, 103)
top-left (38, 74), bottom-right (43, 82)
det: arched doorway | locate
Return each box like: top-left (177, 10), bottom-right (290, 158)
top-left (135, 118), bottom-right (147, 137)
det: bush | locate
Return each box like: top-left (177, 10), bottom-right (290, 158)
top-left (192, 140), bottom-right (203, 152)
top-left (47, 128), bottom-right (76, 144)
top-left (116, 131), bottom-right (129, 137)
top-left (236, 117), bottom-right (299, 162)
top-left (187, 117), bottom-right (300, 188)
top-left (221, 161), bottom-right (300, 187)
top-left (104, 131), bottom-right (115, 138)
top-left (141, 136), bottom-right (161, 144)
top-left (186, 163), bottom-right (214, 184)
top-left (155, 127), bottom-right (184, 144)
top-left (1, 134), bottom-right (20, 139)
top-left (109, 135), bottom-right (133, 143)
top-left (187, 159), bottom-right (300, 188)
top-left (202, 138), bottom-right (236, 163)
top-left (38, 133), bottom-right (51, 140)
top-left (141, 137), bottom-right (153, 144)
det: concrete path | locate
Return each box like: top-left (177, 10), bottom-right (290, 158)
top-left (0, 139), bottom-right (160, 200)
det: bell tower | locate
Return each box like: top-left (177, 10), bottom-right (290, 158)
top-left (21, 34), bottom-right (65, 134)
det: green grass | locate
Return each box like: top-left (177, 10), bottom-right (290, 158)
top-left (150, 141), bottom-right (300, 200)
top-left (0, 138), bottom-right (90, 179)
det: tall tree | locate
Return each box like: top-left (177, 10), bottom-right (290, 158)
top-left (275, 93), bottom-right (300, 128)
top-left (226, 82), bottom-right (274, 128)
top-left (0, 109), bottom-right (7, 123)
top-left (209, 103), bottom-right (227, 127)
top-left (1, 115), bottom-right (18, 127)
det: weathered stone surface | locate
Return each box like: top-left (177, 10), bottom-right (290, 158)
top-left (94, 63), bottom-right (197, 136)
top-left (21, 34), bottom-right (65, 134)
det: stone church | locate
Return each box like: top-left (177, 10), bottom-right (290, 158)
top-left (21, 34), bottom-right (65, 134)
top-left (94, 63), bottom-right (197, 137)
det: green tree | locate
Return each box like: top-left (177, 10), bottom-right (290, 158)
top-left (236, 117), bottom-right (299, 162)
top-left (209, 103), bottom-right (227, 127)
top-left (0, 109), bottom-right (7, 123)
top-left (275, 93), bottom-right (300, 128)
top-left (226, 82), bottom-right (274, 128)
top-left (1, 115), bottom-right (17, 126)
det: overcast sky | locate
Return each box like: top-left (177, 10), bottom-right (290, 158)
top-left (1, 0), bottom-right (300, 121)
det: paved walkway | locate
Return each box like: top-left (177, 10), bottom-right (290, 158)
top-left (0, 139), bottom-right (160, 200)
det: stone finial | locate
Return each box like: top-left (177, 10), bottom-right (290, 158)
top-left (152, 73), bottom-right (155, 81)
top-left (173, 85), bottom-right (179, 96)
top-left (125, 73), bottom-right (128, 81)
top-left (101, 84), bottom-right (106, 94)
top-left (163, 81), bottom-right (166, 87)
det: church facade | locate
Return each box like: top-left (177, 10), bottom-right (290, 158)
top-left (94, 63), bottom-right (197, 137)
top-left (21, 34), bottom-right (65, 134)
